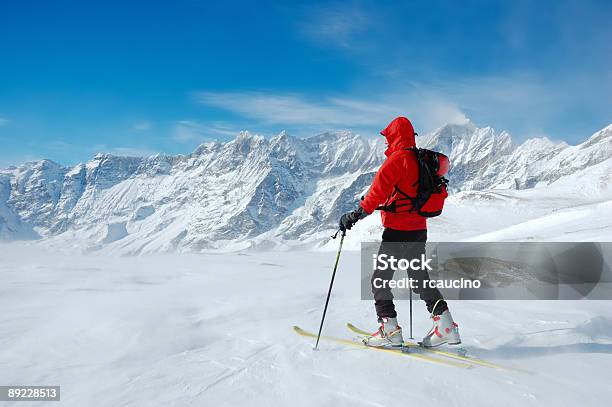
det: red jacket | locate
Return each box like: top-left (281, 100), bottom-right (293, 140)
top-left (360, 117), bottom-right (427, 231)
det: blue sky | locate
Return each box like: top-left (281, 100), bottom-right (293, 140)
top-left (0, 0), bottom-right (611, 167)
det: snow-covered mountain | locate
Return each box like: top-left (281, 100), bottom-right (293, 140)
top-left (1, 121), bottom-right (611, 252)
top-left (418, 121), bottom-right (612, 191)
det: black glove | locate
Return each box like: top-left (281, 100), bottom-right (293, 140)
top-left (339, 206), bottom-right (369, 232)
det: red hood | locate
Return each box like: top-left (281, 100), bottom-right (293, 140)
top-left (380, 116), bottom-right (416, 157)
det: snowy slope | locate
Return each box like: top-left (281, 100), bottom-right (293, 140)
top-left (1, 122), bottom-right (611, 252)
top-left (1, 245), bottom-right (611, 406)
top-left (462, 157), bottom-right (612, 242)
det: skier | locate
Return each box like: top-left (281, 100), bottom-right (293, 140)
top-left (338, 116), bottom-right (461, 348)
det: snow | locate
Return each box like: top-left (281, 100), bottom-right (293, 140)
top-left (2, 120), bottom-right (612, 405)
top-left (1, 245), bottom-right (611, 406)
top-left (102, 222), bottom-right (129, 243)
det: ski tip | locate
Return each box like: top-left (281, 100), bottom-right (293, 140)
top-left (346, 322), bottom-right (370, 336)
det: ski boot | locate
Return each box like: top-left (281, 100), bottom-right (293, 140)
top-left (421, 309), bottom-right (461, 348)
top-left (362, 317), bottom-right (404, 347)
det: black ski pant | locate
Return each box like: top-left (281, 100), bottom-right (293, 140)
top-left (372, 228), bottom-right (448, 318)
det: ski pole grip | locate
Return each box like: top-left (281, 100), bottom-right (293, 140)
top-left (331, 228), bottom-right (344, 239)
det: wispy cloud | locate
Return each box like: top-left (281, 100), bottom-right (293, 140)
top-left (173, 120), bottom-right (240, 143)
top-left (131, 121), bottom-right (152, 132)
top-left (196, 89), bottom-right (467, 134)
top-left (202, 122), bottom-right (243, 138)
top-left (195, 69), bottom-right (605, 140)
top-left (174, 120), bottom-right (206, 142)
top-left (298, 3), bottom-right (372, 49)
top-left (0, 116), bottom-right (10, 126)
top-left (197, 92), bottom-right (367, 126)
top-left (429, 73), bottom-right (588, 138)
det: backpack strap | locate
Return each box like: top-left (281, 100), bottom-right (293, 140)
top-left (376, 178), bottom-right (418, 213)
top-left (376, 147), bottom-right (420, 212)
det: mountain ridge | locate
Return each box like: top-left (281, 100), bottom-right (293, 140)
top-left (1, 121), bottom-right (611, 251)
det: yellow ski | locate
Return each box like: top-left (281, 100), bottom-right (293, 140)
top-left (293, 326), bottom-right (472, 369)
top-left (346, 322), bottom-right (525, 372)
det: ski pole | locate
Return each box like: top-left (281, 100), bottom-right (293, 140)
top-left (409, 286), bottom-right (414, 339)
top-left (314, 229), bottom-right (346, 350)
